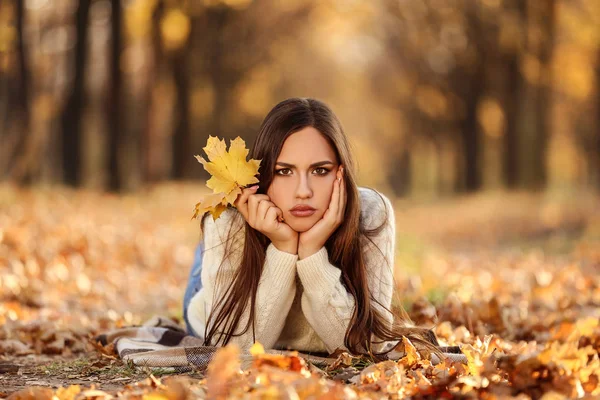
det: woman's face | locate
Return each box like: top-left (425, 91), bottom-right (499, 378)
top-left (267, 127), bottom-right (340, 233)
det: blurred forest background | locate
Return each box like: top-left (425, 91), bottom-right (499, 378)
top-left (1, 1), bottom-right (600, 395)
top-left (0, 0), bottom-right (599, 197)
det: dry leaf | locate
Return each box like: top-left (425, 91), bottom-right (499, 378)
top-left (326, 351), bottom-right (356, 372)
top-left (399, 336), bottom-right (421, 368)
top-left (0, 339), bottom-right (34, 355)
top-left (192, 136), bottom-right (261, 221)
top-left (6, 386), bottom-right (54, 400)
top-left (53, 385), bottom-right (81, 400)
top-left (252, 351), bottom-right (309, 375)
top-left (191, 192), bottom-right (228, 221)
top-left (206, 344), bottom-right (242, 399)
top-left (90, 338), bottom-right (117, 358)
top-left (249, 342), bottom-right (265, 356)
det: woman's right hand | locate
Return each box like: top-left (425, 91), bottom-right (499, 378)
top-left (234, 186), bottom-right (298, 254)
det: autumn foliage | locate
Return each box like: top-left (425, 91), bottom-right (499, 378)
top-left (0, 185), bottom-right (599, 398)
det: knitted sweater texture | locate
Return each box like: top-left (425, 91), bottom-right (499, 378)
top-left (187, 187), bottom-right (395, 354)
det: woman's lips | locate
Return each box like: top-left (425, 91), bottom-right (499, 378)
top-left (290, 209), bottom-right (316, 217)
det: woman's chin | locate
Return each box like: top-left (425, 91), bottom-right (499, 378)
top-left (287, 218), bottom-right (317, 233)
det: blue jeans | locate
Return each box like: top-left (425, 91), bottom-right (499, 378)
top-left (183, 241), bottom-right (204, 336)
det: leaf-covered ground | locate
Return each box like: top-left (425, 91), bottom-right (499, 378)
top-left (0, 183), bottom-right (599, 399)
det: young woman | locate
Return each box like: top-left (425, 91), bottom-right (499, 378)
top-left (183, 97), bottom-right (441, 360)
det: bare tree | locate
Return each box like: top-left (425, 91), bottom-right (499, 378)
top-left (4, 0), bottom-right (31, 183)
top-left (170, 7), bottom-right (192, 180)
top-left (502, 0), bottom-right (527, 189)
top-left (107, 0), bottom-right (124, 191)
top-left (530, 0), bottom-right (556, 189)
top-left (60, 0), bottom-right (91, 187)
top-left (457, 2), bottom-right (486, 192)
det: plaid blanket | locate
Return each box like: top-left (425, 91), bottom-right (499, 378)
top-left (94, 316), bottom-right (467, 373)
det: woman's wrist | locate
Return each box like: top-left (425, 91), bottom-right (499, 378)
top-left (297, 244), bottom-right (321, 260)
top-left (271, 239), bottom-right (298, 255)
top-left (297, 235), bottom-right (325, 260)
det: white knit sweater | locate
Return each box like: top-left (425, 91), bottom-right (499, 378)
top-left (187, 187), bottom-right (396, 354)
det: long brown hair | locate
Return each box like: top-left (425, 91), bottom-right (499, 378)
top-left (201, 98), bottom-right (442, 361)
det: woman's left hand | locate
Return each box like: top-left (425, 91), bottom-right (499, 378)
top-left (298, 165), bottom-right (346, 259)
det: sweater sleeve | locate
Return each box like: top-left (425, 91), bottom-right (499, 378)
top-left (186, 209), bottom-right (298, 350)
top-left (296, 189), bottom-right (396, 354)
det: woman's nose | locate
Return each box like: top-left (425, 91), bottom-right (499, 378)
top-left (295, 176), bottom-right (312, 198)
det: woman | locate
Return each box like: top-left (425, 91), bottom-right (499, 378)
top-left (183, 97), bottom-right (441, 361)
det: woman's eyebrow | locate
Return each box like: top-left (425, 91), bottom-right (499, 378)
top-left (276, 161), bottom-right (335, 168)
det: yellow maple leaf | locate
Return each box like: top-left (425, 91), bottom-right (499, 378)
top-left (196, 136), bottom-right (260, 202)
top-left (192, 136), bottom-right (261, 220)
top-left (192, 192), bottom-right (228, 221)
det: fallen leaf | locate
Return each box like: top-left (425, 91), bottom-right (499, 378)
top-left (54, 385), bottom-right (81, 400)
top-left (206, 344), bottom-right (242, 399)
top-left (0, 339), bottom-right (34, 355)
top-left (249, 342), bottom-right (265, 356)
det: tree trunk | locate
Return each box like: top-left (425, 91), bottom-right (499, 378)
top-left (61, 0), bottom-right (91, 187)
top-left (169, 5), bottom-right (196, 180)
top-left (503, 54), bottom-right (521, 188)
top-left (15, 0), bottom-right (29, 143)
top-left (461, 73), bottom-right (484, 193)
top-left (171, 47), bottom-right (191, 179)
top-left (6, 0), bottom-right (32, 183)
top-left (207, 8), bottom-right (230, 141)
top-left (461, 62), bottom-right (485, 191)
top-left (139, 2), bottom-right (161, 184)
top-left (456, 3), bottom-right (486, 193)
top-left (107, 0), bottom-right (123, 191)
top-left (530, 0), bottom-right (556, 190)
top-left (143, 0), bottom-right (167, 182)
top-left (390, 145), bottom-right (411, 197)
top-left (503, 0), bottom-right (527, 189)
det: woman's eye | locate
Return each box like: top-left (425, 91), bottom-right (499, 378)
top-left (275, 168), bottom-right (291, 176)
top-left (275, 168), bottom-right (329, 176)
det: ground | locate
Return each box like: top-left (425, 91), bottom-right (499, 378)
top-left (0, 183), bottom-right (599, 398)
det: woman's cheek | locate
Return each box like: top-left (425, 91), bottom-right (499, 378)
top-left (325, 179), bottom-right (336, 203)
top-left (267, 186), bottom-right (284, 210)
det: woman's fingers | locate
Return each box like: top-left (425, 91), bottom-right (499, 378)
top-left (247, 194), bottom-right (270, 226)
top-left (256, 200), bottom-right (276, 225)
top-left (234, 185), bottom-right (259, 207)
top-left (234, 185), bottom-right (259, 218)
top-left (265, 207), bottom-right (282, 227)
top-left (338, 167), bottom-right (346, 222)
top-left (326, 168), bottom-right (341, 224)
